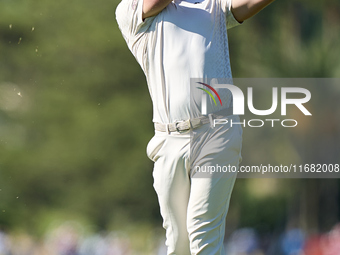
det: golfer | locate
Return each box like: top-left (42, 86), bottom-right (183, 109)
top-left (116, 0), bottom-right (274, 254)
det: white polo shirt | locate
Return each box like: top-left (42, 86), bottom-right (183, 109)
top-left (116, 0), bottom-right (241, 123)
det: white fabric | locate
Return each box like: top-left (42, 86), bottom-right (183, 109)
top-left (116, 0), bottom-right (241, 124)
top-left (146, 116), bottom-right (242, 254)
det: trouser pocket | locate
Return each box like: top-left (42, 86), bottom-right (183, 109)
top-left (146, 135), bottom-right (166, 162)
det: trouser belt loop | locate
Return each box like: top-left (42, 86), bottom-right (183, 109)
top-left (165, 123), bottom-right (170, 134)
top-left (208, 113), bottom-right (214, 128)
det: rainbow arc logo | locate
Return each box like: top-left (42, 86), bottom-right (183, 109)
top-left (196, 82), bottom-right (223, 106)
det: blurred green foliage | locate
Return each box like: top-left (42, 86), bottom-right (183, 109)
top-left (0, 0), bottom-right (339, 238)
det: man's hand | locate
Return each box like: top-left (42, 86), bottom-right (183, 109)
top-left (142, 0), bottom-right (173, 20)
top-left (231, 0), bottom-right (275, 23)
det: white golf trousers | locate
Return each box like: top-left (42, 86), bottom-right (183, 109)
top-left (147, 115), bottom-right (243, 255)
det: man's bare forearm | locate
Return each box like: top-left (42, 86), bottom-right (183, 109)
top-left (231, 0), bottom-right (275, 23)
top-left (142, 0), bottom-right (173, 19)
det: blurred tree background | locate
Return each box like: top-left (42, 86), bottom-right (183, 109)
top-left (0, 0), bottom-right (340, 253)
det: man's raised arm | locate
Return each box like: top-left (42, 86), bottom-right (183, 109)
top-left (231, 0), bottom-right (275, 23)
top-left (142, 0), bottom-right (173, 19)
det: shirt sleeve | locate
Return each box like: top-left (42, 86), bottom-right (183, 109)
top-left (220, 0), bottom-right (243, 29)
top-left (115, 0), bottom-right (154, 51)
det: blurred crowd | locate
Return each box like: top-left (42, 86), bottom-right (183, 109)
top-left (0, 222), bottom-right (132, 255)
top-left (0, 222), bottom-right (340, 255)
top-left (223, 224), bottom-right (340, 255)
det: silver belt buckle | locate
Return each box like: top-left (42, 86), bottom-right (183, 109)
top-left (175, 120), bottom-right (184, 132)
